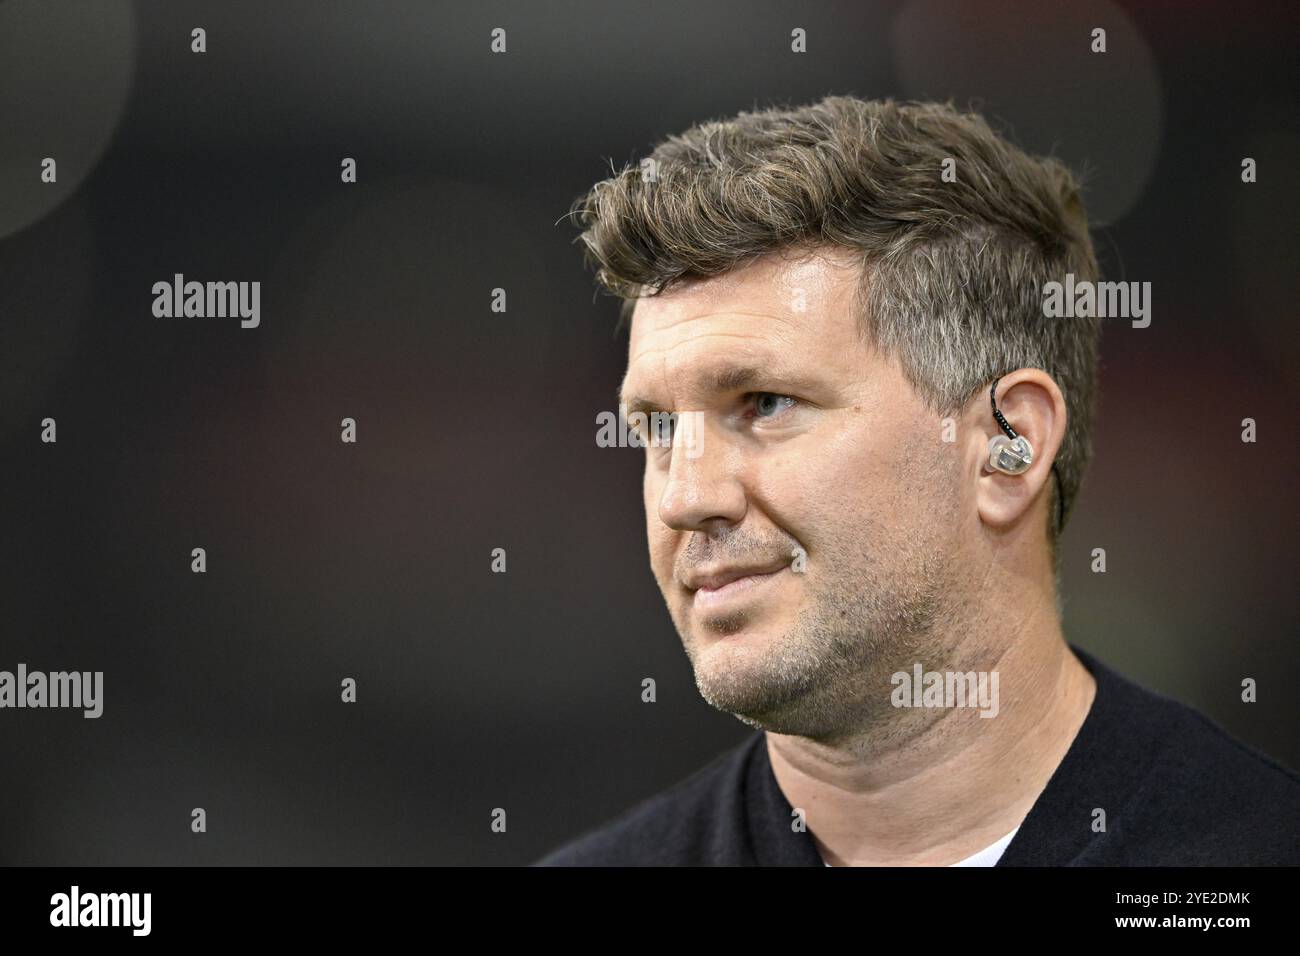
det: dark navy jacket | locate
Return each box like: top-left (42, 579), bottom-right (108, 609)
top-left (535, 646), bottom-right (1300, 866)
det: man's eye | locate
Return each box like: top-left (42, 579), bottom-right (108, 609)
top-left (750, 392), bottom-right (796, 419)
top-left (651, 412), bottom-right (677, 444)
top-left (629, 412), bottom-right (678, 448)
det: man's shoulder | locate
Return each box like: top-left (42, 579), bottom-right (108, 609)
top-left (1130, 693), bottom-right (1300, 863)
top-left (533, 733), bottom-right (759, 866)
top-left (1071, 649), bottom-right (1300, 865)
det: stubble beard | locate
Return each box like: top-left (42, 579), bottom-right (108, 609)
top-left (675, 520), bottom-right (958, 742)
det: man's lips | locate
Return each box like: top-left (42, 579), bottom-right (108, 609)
top-left (684, 563), bottom-right (791, 610)
top-left (683, 562), bottom-right (789, 592)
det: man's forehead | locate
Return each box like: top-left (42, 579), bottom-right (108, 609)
top-left (624, 303), bottom-right (833, 398)
top-left (628, 247), bottom-right (861, 340)
top-left (620, 250), bottom-right (870, 406)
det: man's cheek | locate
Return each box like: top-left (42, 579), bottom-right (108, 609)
top-left (643, 467), bottom-right (670, 535)
top-left (646, 525), bottom-right (681, 602)
top-left (645, 526), bottom-right (674, 584)
top-left (750, 458), bottom-right (827, 547)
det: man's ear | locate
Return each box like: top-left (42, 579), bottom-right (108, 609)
top-left (971, 370), bottom-right (1066, 533)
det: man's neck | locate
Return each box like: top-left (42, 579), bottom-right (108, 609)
top-left (765, 605), bottom-right (1097, 866)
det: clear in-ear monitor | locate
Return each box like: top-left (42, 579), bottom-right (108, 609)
top-left (988, 434), bottom-right (1034, 474)
top-left (988, 375), bottom-right (1067, 534)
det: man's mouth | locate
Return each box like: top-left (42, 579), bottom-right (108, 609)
top-left (685, 563), bottom-right (790, 610)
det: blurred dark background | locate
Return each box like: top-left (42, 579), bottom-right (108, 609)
top-left (1, 0), bottom-right (1296, 865)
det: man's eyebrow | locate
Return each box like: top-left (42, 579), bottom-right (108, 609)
top-left (618, 390), bottom-right (659, 417)
top-left (618, 363), bottom-right (820, 412)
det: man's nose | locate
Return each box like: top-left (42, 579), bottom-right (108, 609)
top-left (656, 414), bottom-right (746, 532)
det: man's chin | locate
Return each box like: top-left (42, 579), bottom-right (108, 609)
top-left (688, 632), bottom-right (810, 723)
top-left (684, 614), bottom-right (784, 668)
top-left (687, 593), bottom-right (797, 642)
top-left (694, 675), bottom-right (809, 732)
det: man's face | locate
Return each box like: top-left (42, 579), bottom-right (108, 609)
top-left (620, 246), bottom-right (970, 738)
